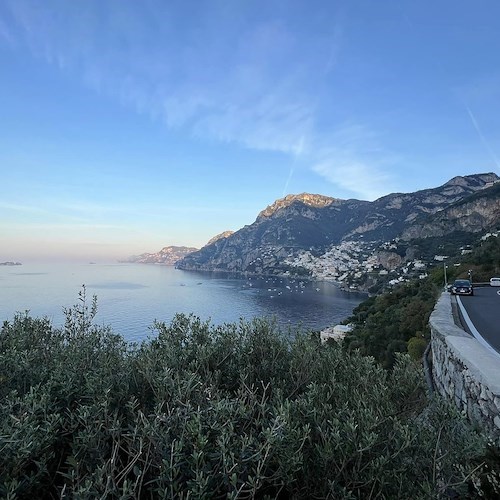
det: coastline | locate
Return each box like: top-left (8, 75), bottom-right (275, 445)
top-left (174, 264), bottom-right (370, 295)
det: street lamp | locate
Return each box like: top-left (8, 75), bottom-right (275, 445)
top-left (444, 262), bottom-right (448, 290)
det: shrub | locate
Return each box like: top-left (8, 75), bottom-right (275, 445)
top-left (0, 294), bottom-right (493, 498)
top-left (408, 336), bottom-right (428, 361)
top-left (344, 278), bottom-right (438, 368)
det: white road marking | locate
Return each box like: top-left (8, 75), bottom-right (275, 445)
top-left (457, 296), bottom-right (500, 359)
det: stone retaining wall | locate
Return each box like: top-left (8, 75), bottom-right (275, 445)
top-left (430, 293), bottom-right (500, 437)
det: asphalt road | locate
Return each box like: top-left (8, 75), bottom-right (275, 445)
top-left (457, 286), bottom-right (500, 353)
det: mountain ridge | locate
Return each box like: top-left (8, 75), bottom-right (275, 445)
top-left (176, 173), bottom-right (499, 283)
top-left (257, 193), bottom-right (336, 220)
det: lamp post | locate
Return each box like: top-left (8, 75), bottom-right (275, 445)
top-left (444, 262), bottom-right (448, 290)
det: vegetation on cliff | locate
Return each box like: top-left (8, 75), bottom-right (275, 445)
top-left (459, 235), bottom-right (500, 282)
top-left (344, 278), bottom-right (438, 368)
top-left (0, 290), bottom-right (496, 498)
top-left (345, 234), bottom-right (499, 368)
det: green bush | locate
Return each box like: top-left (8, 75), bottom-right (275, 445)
top-left (344, 278), bottom-right (438, 368)
top-left (0, 292), bottom-right (495, 498)
top-left (408, 336), bottom-right (428, 361)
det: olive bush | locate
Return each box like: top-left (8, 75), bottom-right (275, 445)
top-left (0, 293), bottom-right (496, 499)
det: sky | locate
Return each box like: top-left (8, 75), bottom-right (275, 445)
top-left (1, 0), bottom-right (500, 262)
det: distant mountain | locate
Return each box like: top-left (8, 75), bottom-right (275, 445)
top-left (176, 173), bottom-right (499, 277)
top-left (123, 246), bottom-right (198, 265)
top-left (0, 261), bottom-right (22, 266)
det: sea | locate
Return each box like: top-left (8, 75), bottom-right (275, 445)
top-left (0, 263), bottom-right (366, 343)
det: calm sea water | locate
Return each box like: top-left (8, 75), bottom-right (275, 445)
top-left (0, 263), bottom-right (365, 343)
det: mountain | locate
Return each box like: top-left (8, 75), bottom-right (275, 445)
top-left (401, 180), bottom-right (500, 240)
top-left (123, 246), bottom-right (198, 265)
top-left (257, 193), bottom-right (337, 219)
top-left (206, 231), bottom-right (234, 246)
top-left (176, 173), bottom-right (499, 278)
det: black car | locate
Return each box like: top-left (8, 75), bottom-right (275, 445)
top-left (451, 279), bottom-right (473, 296)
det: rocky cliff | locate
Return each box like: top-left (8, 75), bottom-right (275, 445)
top-left (401, 181), bottom-right (500, 240)
top-left (206, 231), bottom-right (234, 246)
top-left (176, 173), bottom-right (499, 276)
top-left (257, 193), bottom-right (336, 220)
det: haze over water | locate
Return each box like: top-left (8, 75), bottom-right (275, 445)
top-left (0, 263), bottom-right (365, 343)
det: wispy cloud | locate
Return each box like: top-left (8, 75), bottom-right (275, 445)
top-left (464, 104), bottom-right (500, 171)
top-left (0, 14), bottom-right (14, 45)
top-left (0, 0), bottom-right (395, 199)
top-left (323, 23), bottom-right (343, 75)
top-left (313, 160), bottom-right (392, 201)
top-left (0, 202), bottom-right (51, 215)
top-left (309, 124), bottom-right (398, 200)
top-left (0, 198), bottom-right (130, 227)
top-left (0, 197), bottom-right (249, 229)
top-left (281, 135), bottom-right (306, 196)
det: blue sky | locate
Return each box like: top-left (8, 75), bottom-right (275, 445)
top-left (1, 0), bottom-right (500, 262)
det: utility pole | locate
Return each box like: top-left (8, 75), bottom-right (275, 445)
top-left (444, 262), bottom-right (448, 290)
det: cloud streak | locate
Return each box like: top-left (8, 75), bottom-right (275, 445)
top-left (308, 123), bottom-right (399, 200)
top-left (313, 160), bottom-right (392, 201)
top-left (465, 105), bottom-right (500, 171)
top-left (0, 0), bottom-right (396, 199)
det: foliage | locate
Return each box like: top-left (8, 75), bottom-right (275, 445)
top-left (407, 336), bottom-right (428, 361)
top-left (344, 278), bottom-right (439, 368)
top-left (459, 236), bottom-right (500, 282)
top-left (345, 235), bottom-right (499, 368)
top-left (0, 291), bottom-right (494, 499)
top-left (403, 232), bottom-right (479, 263)
top-left (424, 235), bottom-right (499, 287)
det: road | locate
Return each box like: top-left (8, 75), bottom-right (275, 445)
top-left (457, 286), bottom-right (500, 354)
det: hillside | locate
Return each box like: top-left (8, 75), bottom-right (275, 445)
top-left (176, 173), bottom-right (499, 285)
top-left (344, 233), bottom-right (500, 367)
top-left (401, 180), bottom-right (500, 240)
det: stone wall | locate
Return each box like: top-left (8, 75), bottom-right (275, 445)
top-left (430, 293), bottom-right (500, 437)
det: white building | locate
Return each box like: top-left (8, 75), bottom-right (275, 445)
top-left (320, 324), bottom-right (353, 343)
